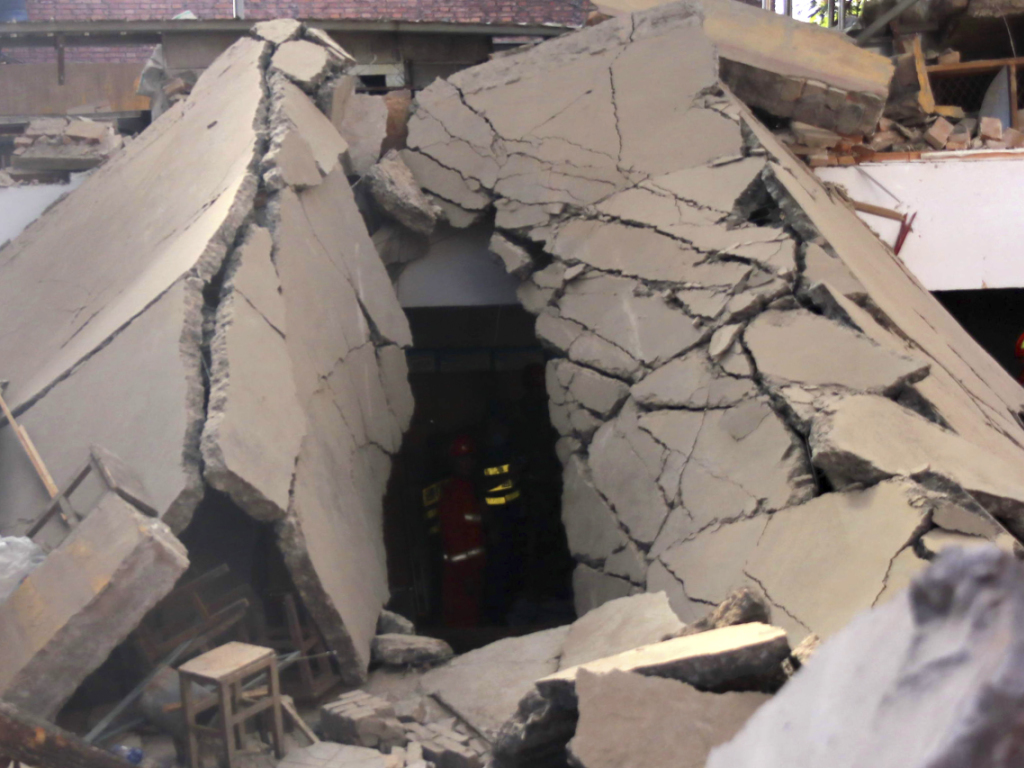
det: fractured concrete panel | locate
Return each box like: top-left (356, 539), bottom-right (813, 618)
top-left (202, 230), bottom-right (306, 522)
top-left (0, 36), bottom-right (268, 531)
top-left (0, 492), bottom-right (188, 718)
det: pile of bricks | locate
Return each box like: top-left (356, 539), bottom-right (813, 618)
top-left (320, 690), bottom-right (488, 768)
top-left (4, 116), bottom-right (123, 182)
top-left (777, 113), bottom-right (1024, 168)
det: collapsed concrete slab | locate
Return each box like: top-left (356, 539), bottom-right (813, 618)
top-left (401, 0), bottom-right (1024, 641)
top-left (708, 547), bottom-right (1024, 768)
top-left (0, 491), bottom-right (188, 718)
top-left (0, 36), bottom-right (268, 533)
top-left (0, 23), bottom-right (413, 688)
top-left (568, 669), bottom-right (768, 768)
top-left (492, 622), bottom-right (789, 768)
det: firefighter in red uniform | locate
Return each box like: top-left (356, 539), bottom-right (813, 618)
top-left (437, 435), bottom-right (487, 627)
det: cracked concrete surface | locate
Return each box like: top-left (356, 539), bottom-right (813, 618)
top-left (401, 0), bottom-right (1024, 640)
top-left (0, 23), bottom-right (412, 686)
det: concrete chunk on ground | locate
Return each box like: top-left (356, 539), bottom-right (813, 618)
top-left (709, 547), bottom-right (1024, 768)
top-left (540, 622), bottom-right (790, 700)
top-left (492, 622), bottom-right (788, 768)
top-left (0, 492), bottom-right (188, 718)
top-left (744, 309), bottom-right (929, 395)
top-left (371, 635), bottom-right (454, 668)
top-left (421, 626), bottom-right (569, 741)
top-left (366, 150), bottom-right (440, 236)
top-left (568, 669), bottom-right (769, 768)
top-left (559, 592), bottom-right (685, 670)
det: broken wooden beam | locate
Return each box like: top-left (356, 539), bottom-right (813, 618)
top-left (0, 703), bottom-right (134, 768)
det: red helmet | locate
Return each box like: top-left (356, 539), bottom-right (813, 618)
top-left (449, 434), bottom-right (476, 458)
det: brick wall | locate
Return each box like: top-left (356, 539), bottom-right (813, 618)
top-left (25, 0), bottom-right (590, 25)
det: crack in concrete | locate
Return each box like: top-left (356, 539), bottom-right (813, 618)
top-left (743, 568), bottom-right (811, 634)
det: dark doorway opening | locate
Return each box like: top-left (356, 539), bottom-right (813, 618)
top-left (934, 288), bottom-right (1024, 382)
top-left (383, 305), bottom-right (574, 653)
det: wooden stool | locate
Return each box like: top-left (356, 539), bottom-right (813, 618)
top-left (178, 642), bottom-right (284, 768)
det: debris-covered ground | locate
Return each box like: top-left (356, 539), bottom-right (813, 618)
top-left (4, 3), bottom-right (1024, 768)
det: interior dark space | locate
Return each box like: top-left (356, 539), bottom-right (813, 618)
top-left (383, 305), bottom-right (574, 653)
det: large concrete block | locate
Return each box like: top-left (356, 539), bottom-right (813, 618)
top-left (569, 669), bottom-right (768, 768)
top-left (708, 547), bottom-right (1024, 767)
top-left (0, 492), bottom-right (188, 717)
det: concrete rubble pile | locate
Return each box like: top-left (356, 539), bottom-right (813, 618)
top-left (2, 116), bottom-right (126, 183)
top-left (0, 16), bottom-right (413, 713)
top-left (387, 0), bottom-right (1024, 643)
top-left (3, 1), bottom-right (1024, 765)
top-left (314, 589), bottom-right (788, 768)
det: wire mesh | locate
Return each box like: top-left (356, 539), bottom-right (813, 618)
top-left (930, 70), bottom-right (1003, 113)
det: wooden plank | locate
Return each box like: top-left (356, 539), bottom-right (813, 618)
top-left (912, 35), bottom-right (936, 113)
top-left (0, 703), bottom-right (132, 768)
top-left (0, 390), bottom-right (59, 498)
top-left (851, 200), bottom-right (906, 221)
top-left (927, 55), bottom-right (1024, 76)
top-left (281, 699), bottom-right (318, 744)
top-left (934, 105), bottom-right (966, 119)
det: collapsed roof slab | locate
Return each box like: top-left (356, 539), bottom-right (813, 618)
top-left (401, 0), bottom-right (1024, 643)
top-left (591, 0), bottom-right (894, 135)
top-left (0, 22), bottom-right (413, 686)
top-left (0, 36), bottom-right (268, 534)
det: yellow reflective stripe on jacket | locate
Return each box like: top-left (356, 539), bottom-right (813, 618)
top-left (484, 490), bottom-right (521, 505)
top-left (487, 480), bottom-right (514, 493)
top-left (484, 464), bottom-right (510, 477)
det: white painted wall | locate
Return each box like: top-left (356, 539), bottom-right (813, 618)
top-left (0, 175), bottom-right (86, 247)
top-left (397, 226), bottom-right (520, 307)
top-left (816, 155), bottom-right (1024, 291)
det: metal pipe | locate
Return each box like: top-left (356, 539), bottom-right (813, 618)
top-left (856, 0), bottom-right (926, 44)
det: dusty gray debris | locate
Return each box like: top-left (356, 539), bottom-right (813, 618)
top-left (372, 634), bottom-right (455, 668)
top-left (683, 587), bottom-right (771, 636)
top-left (568, 669), bottom-right (769, 768)
top-left (378, 609), bottom-right (416, 636)
top-left (709, 547), bottom-right (1024, 768)
top-left (365, 150), bottom-right (440, 236)
top-left (0, 537), bottom-right (45, 603)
